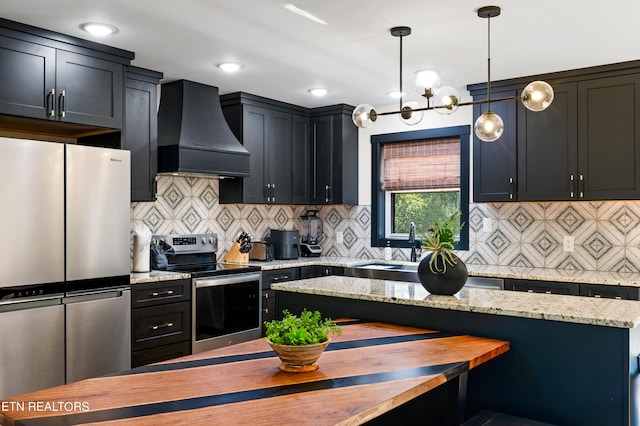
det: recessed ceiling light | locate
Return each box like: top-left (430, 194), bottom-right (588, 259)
top-left (217, 62), bottom-right (245, 73)
top-left (79, 22), bottom-right (118, 36)
top-left (387, 91), bottom-right (404, 99)
top-left (308, 88), bottom-right (330, 97)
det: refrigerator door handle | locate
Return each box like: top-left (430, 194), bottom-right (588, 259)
top-left (63, 288), bottom-right (129, 304)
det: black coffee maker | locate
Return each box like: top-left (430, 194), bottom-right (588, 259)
top-left (269, 229), bottom-right (300, 259)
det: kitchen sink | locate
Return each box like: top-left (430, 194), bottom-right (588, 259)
top-left (345, 262), bottom-right (503, 290)
top-left (345, 263), bottom-right (419, 282)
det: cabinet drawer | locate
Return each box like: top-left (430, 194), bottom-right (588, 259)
top-left (262, 268), bottom-right (299, 289)
top-left (131, 279), bottom-right (191, 307)
top-left (132, 341), bottom-right (191, 368)
top-left (132, 301), bottom-right (191, 351)
top-left (579, 283), bottom-right (639, 300)
top-left (504, 279), bottom-right (579, 295)
top-left (300, 265), bottom-right (344, 279)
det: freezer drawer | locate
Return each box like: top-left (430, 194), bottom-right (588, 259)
top-left (0, 299), bottom-right (65, 398)
top-left (65, 288), bottom-right (131, 383)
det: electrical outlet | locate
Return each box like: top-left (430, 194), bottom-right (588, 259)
top-left (336, 231), bottom-right (344, 244)
top-left (482, 218), bottom-right (494, 233)
top-left (563, 236), bottom-right (575, 252)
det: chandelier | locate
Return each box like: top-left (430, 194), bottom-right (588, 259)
top-left (351, 6), bottom-right (554, 142)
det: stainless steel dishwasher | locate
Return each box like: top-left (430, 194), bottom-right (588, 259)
top-left (64, 287), bottom-right (131, 383)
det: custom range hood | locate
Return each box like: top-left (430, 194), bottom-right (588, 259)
top-left (157, 80), bottom-right (250, 177)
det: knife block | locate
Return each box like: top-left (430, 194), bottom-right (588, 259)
top-left (224, 242), bottom-right (249, 263)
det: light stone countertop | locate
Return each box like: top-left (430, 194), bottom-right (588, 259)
top-left (130, 270), bottom-right (190, 284)
top-left (130, 256), bottom-right (640, 287)
top-left (271, 275), bottom-right (640, 329)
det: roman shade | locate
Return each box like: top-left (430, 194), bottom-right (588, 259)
top-left (383, 137), bottom-right (460, 191)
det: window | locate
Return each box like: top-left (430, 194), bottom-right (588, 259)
top-left (371, 125), bottom-right (469, 250)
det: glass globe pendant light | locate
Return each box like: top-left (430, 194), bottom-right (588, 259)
top-left (352, 104), bottom-right (377, 128)
top-left (522, 80), bottom-right (554, 111)
top-left (474, 6), bottom-right (503, 142)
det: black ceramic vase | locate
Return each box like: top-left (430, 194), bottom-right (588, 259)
top-left (417, 252), bottom-right (468, 295)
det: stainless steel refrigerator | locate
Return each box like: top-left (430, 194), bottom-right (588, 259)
top-left (0, 137), bottom-right (131, 398)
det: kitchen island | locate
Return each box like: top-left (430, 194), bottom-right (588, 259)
top-left (0, 320), bottom-right (508, 426)
top-left (273, 276), bottom-right (640, 426)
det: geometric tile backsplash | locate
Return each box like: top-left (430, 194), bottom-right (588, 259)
top-left (131, 175), bottom-right (640, 272)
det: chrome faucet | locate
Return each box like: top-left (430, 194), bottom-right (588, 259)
top-left (408, 222), bottom-right (418, 262)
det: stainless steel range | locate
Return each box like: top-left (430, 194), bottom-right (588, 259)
top-left (151, 234), bottom-right (262, 353)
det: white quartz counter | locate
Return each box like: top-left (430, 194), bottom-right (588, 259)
top-left (272, 275), bottom-right (640, 328)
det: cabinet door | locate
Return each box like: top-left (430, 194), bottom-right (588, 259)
top-left (579, 283), bottom-right (639, 300)
top-left (292, 114), bottom-right (311, 204)
top-left (472, 90), bottom-right (518, 202)
top-left (311, 114), bottom-right (333, 204)
top-left (0, 35), bottom-right (55, 120)
top-left (578, 74), bottom-right (640, 200)
top-left (242, 105), bottom-right (268, 203)
top-left (267, 110), bottom-right (292, 204)
top-left (504, 278), bottom-right (579, 295)
top-left (125, 76), bottom-right (158, 201)
top-left (517, 82), bottom-right (578, 201)
top-left (56, 50), bottom-right (123, 129)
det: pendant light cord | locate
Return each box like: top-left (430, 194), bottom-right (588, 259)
top-left (399, 33), bottom-right (404, 111)
top-left (486, 14), bottom-right (492, 112)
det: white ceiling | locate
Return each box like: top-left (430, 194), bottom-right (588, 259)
top-left (2, 0), bottom-right (639, 109)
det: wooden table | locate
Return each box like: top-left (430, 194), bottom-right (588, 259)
top-left (0, 320), bottom-right (509, 426)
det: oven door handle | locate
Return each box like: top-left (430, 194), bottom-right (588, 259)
top-left (194, 272), bottom-right (262, 288)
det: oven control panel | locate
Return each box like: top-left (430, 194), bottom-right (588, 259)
top-left (152, 233), bottom-right (218, 254)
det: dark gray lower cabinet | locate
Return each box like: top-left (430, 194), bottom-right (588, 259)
top-left (131, 279), bottom-right (191, 367)
top-left (505, 278), bottom-right (639, 300)
top-left (579, 283), bottom-right (639, 300)
top-left (503, 278), bottom-right (579, 295)
top-left (261, 268), bottom-right (301, 335)
top-left (300, 265), bottom-right (344, 279)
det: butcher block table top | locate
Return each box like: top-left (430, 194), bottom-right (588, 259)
top-left (0, 320), bottom-right (509, 426)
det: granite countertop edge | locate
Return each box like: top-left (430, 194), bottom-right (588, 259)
top-left (271, 277), bottom-right (640, 329)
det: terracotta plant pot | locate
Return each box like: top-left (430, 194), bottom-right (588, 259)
top-left (418, 252), bottom-right (468, 296)
top-left (267, 339), bottom-right (330, 372)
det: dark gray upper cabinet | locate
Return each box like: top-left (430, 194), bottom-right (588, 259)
top-left (517, 82), bottom-right (578, 201)
top-left (220, 93), bottom-right (308, 204)
top-left (577, 74), bottom-right (640, 200)
top-left (124, 66), bottom-right (163, 202)
top-left (470, 60), bottom-right (640, 202)
top-left (310, 105), bottom-right (358, 205)
top-left (0, 35), bottom-right (56, 119)
top-left (471, 90), bottom-right (517, 202)
top-left (292, 114), bottom-right (311, 204)
top-left (0, 18), bottom-right (133, 130)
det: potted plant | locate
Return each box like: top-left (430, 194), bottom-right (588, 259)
top-left (417, 211), bottom-right (468, 295)
top-left (264, 309), bottom-right (342, 372)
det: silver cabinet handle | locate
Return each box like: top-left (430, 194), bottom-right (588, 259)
top-left (579, 174), bottom-right (585, 198)
top-left (509, 177), bottom-right (514, 200)
top-left (48, 88), bottom-right (55, 117)
top-left (152, 322), bottom-right (174, 330)
top-left (59, 90), bottom-right (66, 118)
top-left (151, 290), bottom-right (174, 297)
top-left (325, 184), bottom-right (330, 203)
top-left (570, 174), bottom-right (575, 198)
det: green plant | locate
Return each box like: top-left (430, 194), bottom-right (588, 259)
top-left (419, 210), bottom-right (464, 274)
top-left (264, 309), bottom-right (342, 346)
